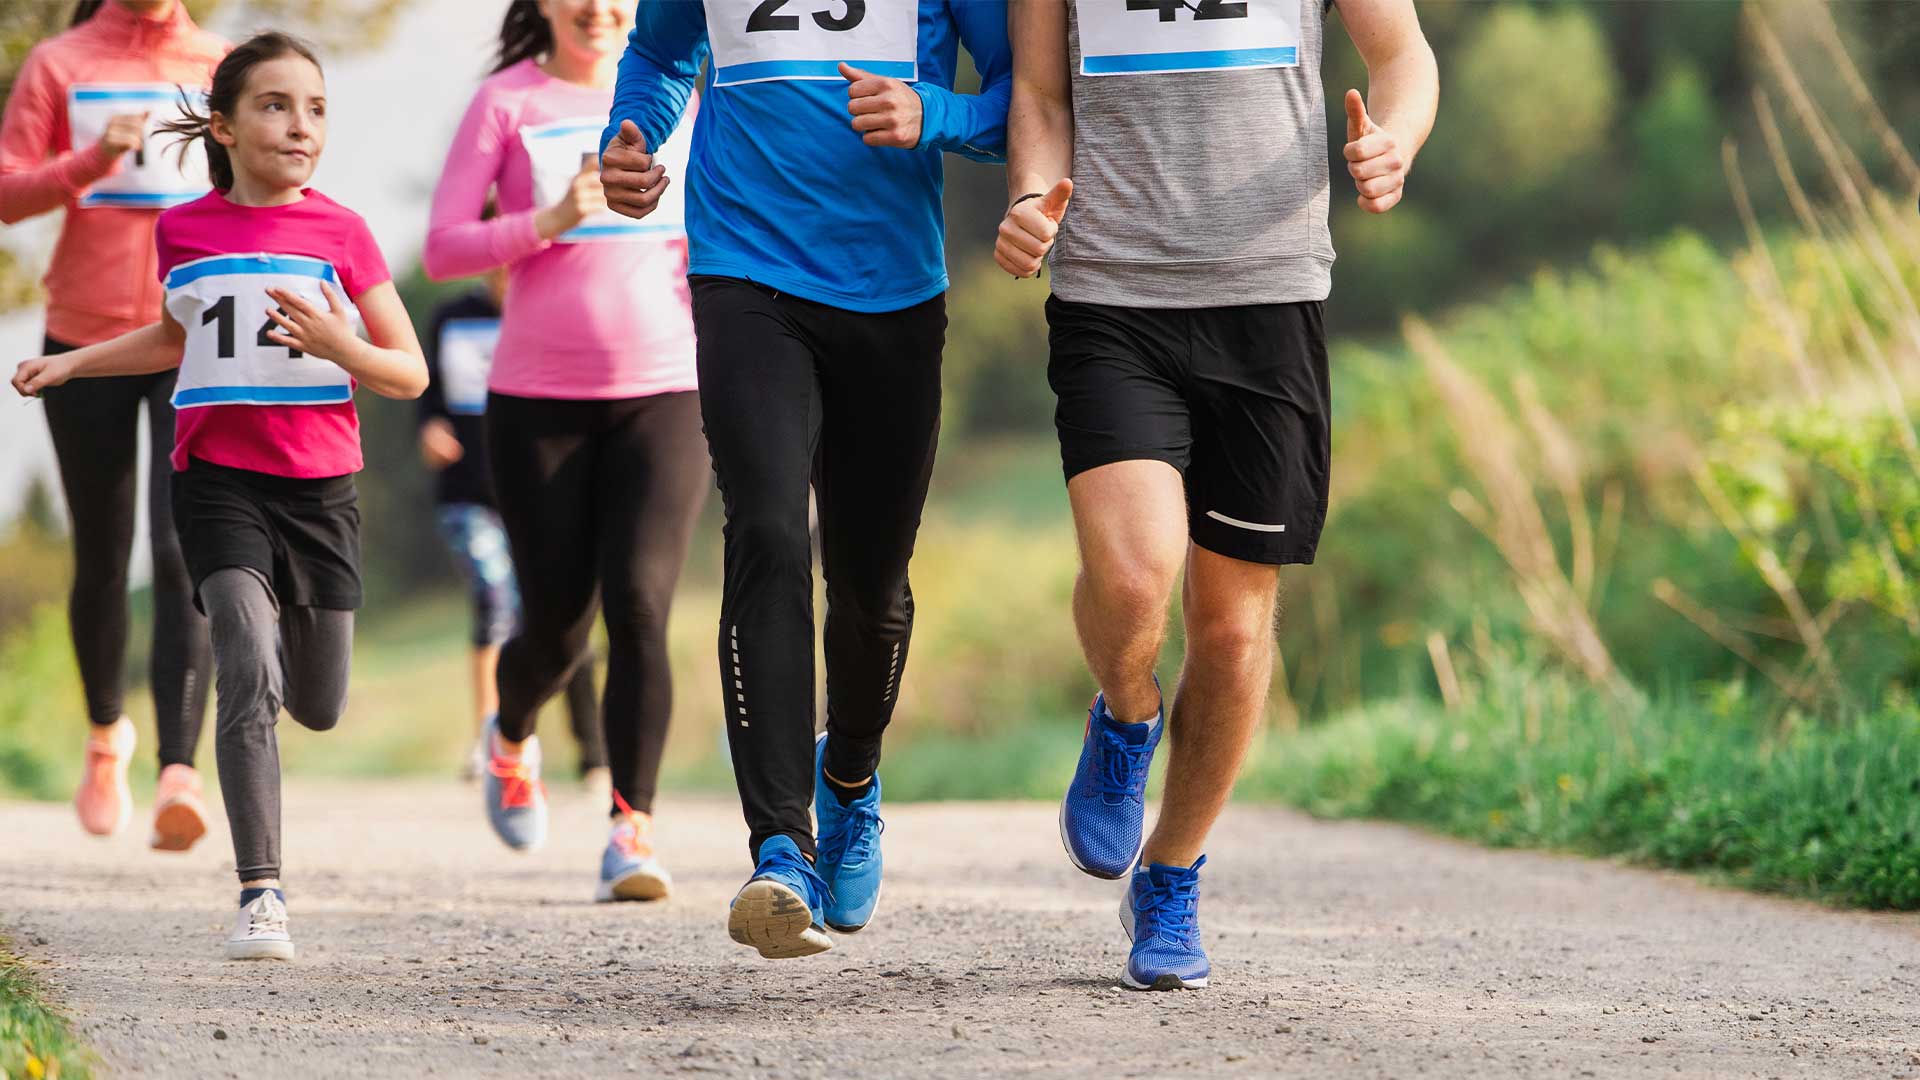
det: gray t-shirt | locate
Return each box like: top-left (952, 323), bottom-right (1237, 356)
top-left (1050, 0), bottom-right (1334, 309)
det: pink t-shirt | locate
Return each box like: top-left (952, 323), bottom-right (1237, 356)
top-left (424, 59), bottom-right (697, 401)
top-left (156, 189), bottom-right (392, 478)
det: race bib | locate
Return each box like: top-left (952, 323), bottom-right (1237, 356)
top-left (437, 317), bottom-right (500, 416)
top-left (165, 253), bottom-right (358, 409)
top-left (522, 97), bottom-right (695, 243)
top-left (1077, 0), bottom-right (1300, 77)
top-left (704, 0), bottom-right (917, 87)
top-left (67, 83), bottom-right (212, 209)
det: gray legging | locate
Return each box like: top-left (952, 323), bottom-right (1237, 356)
top-left (202, 568), bottom-right (352, 883)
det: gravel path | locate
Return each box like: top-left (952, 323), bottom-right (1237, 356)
top-left (3, 781), bottom-right (1917, 1078)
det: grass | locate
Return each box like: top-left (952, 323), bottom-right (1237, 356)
top-left (0, 937), bottom-right (91, 1080)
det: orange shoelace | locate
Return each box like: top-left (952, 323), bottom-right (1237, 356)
top-left (488, 757), bottom-right (543, 809)
top-left (610, 791), bottom-right (653, 857)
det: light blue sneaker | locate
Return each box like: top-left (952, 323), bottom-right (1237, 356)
top-left (1120, 856), bottom-right (1210, 990)
top-left (1059, 693), bottom-right (1162, 878)
top-left (595, 808), bottom-right (672, 902)
top-left (727, 835), bottom-right (833, 959)
top-left (481, 716), bottom-right (547, 852)
top-left (814, 733), bottom-right (884, 933)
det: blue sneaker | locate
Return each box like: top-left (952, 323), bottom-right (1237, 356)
top-left (481, 716), bottom-right (547, 852)
top-left (595, 808), bottom-right (672, 903)
top-left (1120, 856), bottom-right (1210, 990)
top-left (814, 733), bottom-right (884, 933)
top-left (727, 835), bottom-right (833, 959)
top-left (1059, 693), bottom-right (1162, 878)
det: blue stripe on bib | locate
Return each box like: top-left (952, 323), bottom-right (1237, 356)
top-left (1083, 46), bottom-right (1297, 75)
top-left (714, 59), bottom-right (915, 84)
top-left (165, 255), bottom-right (340, 290)
top-left (173, 385), bottom-right (353, 407)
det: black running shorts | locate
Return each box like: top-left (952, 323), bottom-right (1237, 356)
top-left (1045, 296), bottom-right (1331, 566)
top-left (171, 458), bottom-right (363, 611)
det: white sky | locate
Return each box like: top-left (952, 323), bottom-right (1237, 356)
top-left (0, 0), bottom-right (513, 564)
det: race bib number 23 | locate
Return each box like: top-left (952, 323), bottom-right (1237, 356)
top-left (1078, 0), bottom-right (1300, 77)
top-left (705, 0), bottom-right (918, 87)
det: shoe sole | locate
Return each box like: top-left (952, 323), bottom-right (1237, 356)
top-left (825, 882), bottom-right (881, 935)
top-left (596, 867), bottom-right (672, 903)
top-left (1121, 969), bottom-right (1208, 991)
top-left (225, 940), bottom-right (296, 961)
top-left (728, 880), bottom-right (833, 959)
top-left (150, 798), bottom-right (208, 853)
top-left (1058, 796), bottom-right (1142, 881)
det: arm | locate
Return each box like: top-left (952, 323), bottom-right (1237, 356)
top-left (263, 281), bottom-right (428, 400)
top-left (12, 316), bottom-right (185, 395)
top-left (422, 92), bottom-right (549, 281)
top-left (1335, 0), bottom-right (1438, 214)
top-left (599, 5), bottom-right (707, 221)
top-left (993, 0), bottom-right (1074, 278)
top-left (918, 0), bottom-right (1015, 160)
top-left (0, 49), bottom-right (133, 223)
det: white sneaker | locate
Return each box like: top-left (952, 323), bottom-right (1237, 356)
top-left (462, 736), bottom-right (487, 782)
top-left (225, 891), bottom-right (296, 961)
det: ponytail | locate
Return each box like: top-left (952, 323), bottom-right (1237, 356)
top-left (69, 0), bottom-right (105, 27)
top-left (494, 1), bottom-right (553, 73)
top-left (158, 31), bottom-right (323, 192)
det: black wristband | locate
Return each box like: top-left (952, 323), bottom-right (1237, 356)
top-left (1010, 192), bottom-right (1045, 210)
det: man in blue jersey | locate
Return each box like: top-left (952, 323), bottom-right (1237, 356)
top-left (600, 0), bottom-right (1009, 961)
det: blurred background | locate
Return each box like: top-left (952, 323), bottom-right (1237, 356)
top-left (3, 0), bottom-right (1919, 907)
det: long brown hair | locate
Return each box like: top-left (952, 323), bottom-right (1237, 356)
top-left (494, 1), bottom-right (553, 73)
top-left (69, 0), bottom-right (106, 26)
top-left (158, 31), bottom-right (323, 191)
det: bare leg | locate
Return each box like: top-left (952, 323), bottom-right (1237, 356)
top-left (1142, 543), bottom-right (1280, 867)
top-left (470, 644), bottom-right (501, 734)
top-left (1066, 461), bottom-right (1188, 724)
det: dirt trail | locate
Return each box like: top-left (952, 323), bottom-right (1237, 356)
top-left (2, 781), bottom-right (1917, 1078)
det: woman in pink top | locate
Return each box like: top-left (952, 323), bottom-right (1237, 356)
top-left (425, 0), bottom-right (708, 900)
top-left (0, 0), bottom-right (226, 850)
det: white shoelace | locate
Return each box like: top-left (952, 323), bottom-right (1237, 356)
top-left (242, 893), bottom-right (289, 937)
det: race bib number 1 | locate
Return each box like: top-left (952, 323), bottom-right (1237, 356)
top-left (705, 0), bottom-right (917, 87)
top-left (1078, 0), bottom-right (1300, 77)
top-left (67, 83), bottom-right (212, 209)
top-left (165, 254), bottom-right (358, 408)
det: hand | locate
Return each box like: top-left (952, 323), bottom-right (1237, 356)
top-left (11, 354), bottom-right (73, 397)
top-left (994, 178), bottom-right (1074, 279)
top-left (839, 63), bottom-right (922, 149)
top-left (535, 155), bottom-right (608, 238)
top-left (262, 282), bottom-right (359, 364)
top-left (600, 120), bottom-right (670, 221)
top-left (96, 111), bottom-right (149, 163)
top-left (1343, 90), bottom-right (1406, 214)
top-left (418, 417), bottom-right (464, 470)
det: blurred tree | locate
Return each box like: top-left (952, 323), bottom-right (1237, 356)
top-left (1624, 58), bottom-right (1721, 239)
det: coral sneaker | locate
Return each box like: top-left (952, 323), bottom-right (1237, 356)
top-left (75, 716), bottom-right (135, 837)
top-left (596, 796), bottom-right (672, 902)
top-left (150, 764), bottom-right (209, 852)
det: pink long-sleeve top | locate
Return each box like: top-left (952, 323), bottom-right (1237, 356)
top-left (0, 1), bottom-right (227, 346)
top-left (424, 59), bottom-right (697, 401)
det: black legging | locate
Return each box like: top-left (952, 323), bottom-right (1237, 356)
top-left (486, 390), bottom-right (708, 817)
top-left (40, 337), bottom-right (212, 768)
top-left (690, 277), bottom-right (946, 861)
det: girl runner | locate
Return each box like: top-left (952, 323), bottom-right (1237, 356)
top-left (0, 0), bottom-right (225, 848)
top-left (12, 32), bottom-right (427, 961)
top-left (416, 267), bottom-right (610, 793)
top-left (425, 0), bottom-right (707, 902)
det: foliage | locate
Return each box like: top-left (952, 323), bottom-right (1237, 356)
top-left (0, 938), bottom-right (92, 1080)
top-left (0, 606), bottom-right (85, 802)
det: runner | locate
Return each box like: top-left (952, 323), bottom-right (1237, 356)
top-left (600, 0), bottom-right (1011, 957)
top-left (12, 32), bottom-right (428, 961)
top-left (0, 0), bottom-right (226, 848)
top-left (996, 0), bottom-right (1437, 989)
top-left (416, 270), bottom-right (610, 795)
top-left (424, 0), bottom-right (708, 903)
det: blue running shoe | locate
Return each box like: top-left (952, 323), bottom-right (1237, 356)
top-left (1059, 693), bottom-right (1162, 878)
top-left (481, 716), bottom-right (547, 852)
top-left (727, 835), bottom-right (833, 959)
top-left (595, 804), bottom-right (672, 903)
top-left (814, 733), bottom-right (884, 933)
top-left (1120, 856), bottom-right (1210, 990)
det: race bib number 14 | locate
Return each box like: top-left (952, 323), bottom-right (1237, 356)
top-left (705, 0), bottom-right (917, 87)
top-left (1078, 0), bottom-right (1300, 77)
top-left (165, 254), bottom-right (358, 409)
top-left (68, 83), bottom-right (213, 209)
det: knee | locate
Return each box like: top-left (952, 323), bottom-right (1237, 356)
top-left (286, 692), bottom-right (344, 733)
top-left (1085, 549), bottom-right (1182, 626)
top-left (726, 511), bottom-right (812, 579)
top-left (72, 559), bottom-right (130, 599)
top-left (1185, 607), bottom-right (1275, 670)
top-left (601, 588), bottom-right (668, 649)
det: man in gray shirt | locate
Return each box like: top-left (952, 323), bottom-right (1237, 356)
top-left (998, 0), bottom-right (1437, 990)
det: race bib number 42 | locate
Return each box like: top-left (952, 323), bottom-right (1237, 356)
top-left (1078, 0), bottom-right (1300, 77)
top-left (165, 254), bottom-right (358, 409)
top-left (67, 83), bottom-right (212, 209)
top-left (705, 0), bottom-right (917, 87)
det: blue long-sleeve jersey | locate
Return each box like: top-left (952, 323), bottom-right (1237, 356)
top-left (605, 1), bottom-right (1011, 313)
